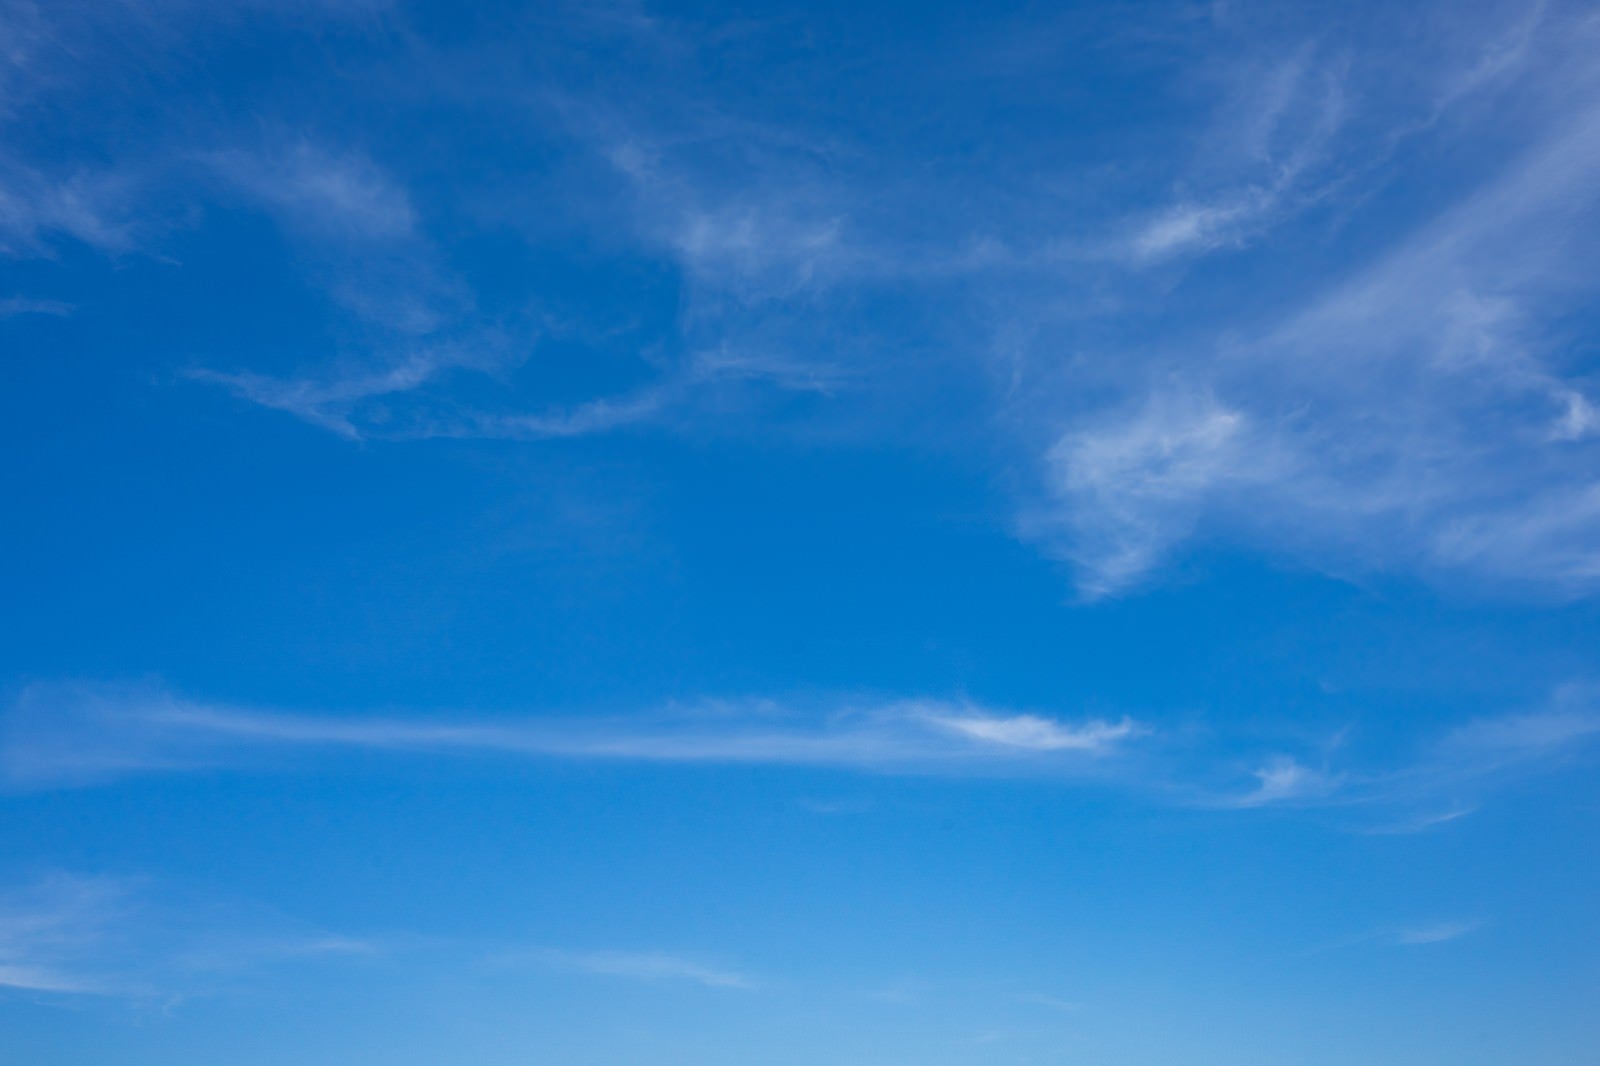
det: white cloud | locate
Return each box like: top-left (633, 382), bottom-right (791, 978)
top-left (1127, 198), bottom-right (1262, 262)
top-left (1031, 73), bottom-right (1600, 597)
top-left (1018, 992), bottom-right (1085, 1012)
top-left (1032, 390), bottom-right (1275, 597)
top-left (1439, 687), bottom-right (1600, 765)
top-left (924, 711), bottom-right (1140, 752)
top-left (1225, 756), bottom-right (1342, 809)
top-left (1120, 47), bottom-right (1347, 264)
top-left (0, 296), bottom-right (71, 317)
top-left (1267, 687), bottom-right (1600, 817)
top-left (596, 123), bottom-right (863, 302)
top-left (0, 167), bottom-right (143, 257)
top-left (1395, 920), bottom-right (1481, 946)
top-left (1359, 806), bottom-right (1477, 836)
top-left (0, 682), bottom-right (1144, 790)
top-left (190, 125), bottom-right (858, 443)
top-left (0, 872), bottom-right (376, 1002)
top-left (0, 873), bottom-right (126, 995)
top-left (534, 949), bottom-right (754, 989)
top-left (11, 681), bottom-right (1595, 821)
top-left (442, 383), bottom-right (677, 441)
top-left (189, 353), bottom-right (455, 439)
top-left (204, 142), bottom-right (417, 242)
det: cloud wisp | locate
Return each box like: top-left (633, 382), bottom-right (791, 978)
top-left (1221, 756), bottom-right (1343, 810)
top-left (1211, 684), bottom-right (1600, 816)
top-left (1394, 920), bottom-right (1482, 947)
top-left (0, 873), bottom-right (127, 995)
top-left (7, 680), bottom-right (1597, 828)
top-left (0, 296), bottom-right (71, 317)
top-left (1030, 60), bottom-right (1600, 598)
top-left (0, 872), bottom-right (374, 1002)
top-left (0, 869), bottom-right (748, 1007)
top-left (1306, 916), bottom-right (1486, 956)
top-left (0, 682), bottom-right (1143, 791)
top-left (520, 948), bottom-right (755, 990)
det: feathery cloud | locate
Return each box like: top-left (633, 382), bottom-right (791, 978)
top-left (532, 948), bottom-right (754, 989)
top-left (0, 682), bottom-right (1143, 791)
top-left (1395, 920), bottom-right (1481, 946)
top-left (1224, 756), bottom-right (1343, 809)
top-left (1029, 64), bottom-right (1600, 597)
top-left (0, 872), bottom-right (373, 1001)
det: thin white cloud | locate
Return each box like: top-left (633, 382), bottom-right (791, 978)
top-left (924, 711), bottom-right (1141, 752)
top-left (1031, 390), bottom-right (1278, 598)
top-left (1127, 198), bottom-right (1263, 262)
top-left (189, 126), bottom-right (857, 444)
top-left (188, 354), bottom-right (453, 439)
top-left (0, 871), bottom-right (377, 1002)
top-left (1031, 61), bottom-right (1600, 597)
top-left (0, 167), bottom-right (144, 257)
top-left (1358, 805), bottom-right (1477, 836)
top-left (1120, 47), bottom-right (1347, 264)
top-left (442, 382), bottom-right (677, 441)
top-left (533, 948), bottom-right (754, 989)
top-left (0, 873), bottom-right (126, 995)
top-left (1224, 756), bottom-right (1343, 809)
top-left (1229, 686), bottom-right (1600, 814)
top-left (1310, 916), bottom-right (1486, 955)
top-left (595, 120), bottom-right (864, 302)
top-left (186, 138), bottom-right (520, 438)
top-left (10, 681), bottom-right (1597, 821)
top-left (1018, 992), bottom-right (1085, 1012)
top-left (1395, 920), bottom-right (1481, 946)
top-left (1445, 706), bottom-right (1600, 755)
top-left (0, 296), bottom-right (71, 317)
top-left (0, 682), bottom-right (1144, 790)
top-left (203, 142), bottom-right (417, 243)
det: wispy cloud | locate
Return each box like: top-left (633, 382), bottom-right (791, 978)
top-left (188, 342), bottom-right (523, 441)
top-left (10, 681), bottom-right (1597, 819)
top-left (1358, 805), bottom-right (1478, 836)
top-left (0, 166), bottom-right (145, 257)
top-left (1443, 703), bottom-right (1600, 756)
top-left (203, 141), bottom-right (418, 243)
top-left (1028, 37), bottom-right (1600, 597)
top-left (924, 710), bottom-right (1142, 752)
top-left (0, 682), bottom-right (1144, 790)
top-left (528, 948), bottom-right (754, 989)
top-left (1215, 685), bottom-right (1600, 813)
top-left (1122, 48), bottom-right (1347, 263)
top-left (0, 873), bottom-right (127, 995)
top-left (0, 296), bottom-right (71, 317)
top-left (1017, 992), bottom-right (1085, 1012)
top-left (1223, 756), bottom-right (1343, 809)
top-left (189, 122), bottom-right (855, 443)
top-left (1394, 920), bottom-right (1482, 946)
top-left (0, 872), bottom-right (372, 1001)
top-left (1309, 916), bottom-right (1485, 955)
top-left (186, 137), bottom-right (534, 436)
top-left (1030, 389), bottom-right (1275, 598)
top-left (589, 109), bottom-right (865, 302)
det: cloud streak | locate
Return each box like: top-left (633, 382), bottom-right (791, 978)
top-left (0, 872), bottom-right (373, 1001)
top-left (1030, 44), bottom-right (1600, 597)
top-left (1211, 684), bottom-right (1600, 815)
top-left (8, 680), bottom-right (1597, 827)
top-left (1394, 920), bottom-right (1481, 946)
top-left (529, 948), bottom-right (754, 989)
top-left (0, 682), bottom-right (1143, 790)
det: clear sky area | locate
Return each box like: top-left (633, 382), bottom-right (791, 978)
top-left (3, 1), bottom-right (1599, 1063)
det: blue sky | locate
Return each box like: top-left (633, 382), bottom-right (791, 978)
top-left (3, 0), bottom-right (1600, 1061)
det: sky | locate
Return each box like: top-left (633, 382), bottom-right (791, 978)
top-left (2, 0), bottom-right (1600, 1062)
